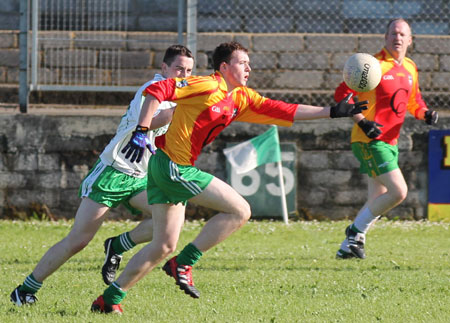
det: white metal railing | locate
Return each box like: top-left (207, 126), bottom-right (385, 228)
top-left (20, 0), bottom-right (190, 112)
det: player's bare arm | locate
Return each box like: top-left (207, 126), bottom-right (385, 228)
top-left (149, 107), bottom-right (175, 130)
top-left (352, 113), bottom-right (365, 123)
top-left (138, 95), bottom-right (161, 128)
top-left (294, 93), bottom-right (368, 121)
top-left (293, 104), bottom-right (331, 120)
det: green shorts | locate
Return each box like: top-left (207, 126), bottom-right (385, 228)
top-left (147, 149), bottom-right (214, 205)
top-left (79, 159), bottom-right (147, 215)
top-left (351, 141), bottom-right (399, 177)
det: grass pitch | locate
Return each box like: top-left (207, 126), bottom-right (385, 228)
top-left (0, 219), bottom-right (449, 322)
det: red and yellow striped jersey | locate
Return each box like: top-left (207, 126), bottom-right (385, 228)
top-left (335, 48), bottom-right (428, 145)
top-left (145, 72), bottom-right (298, 165)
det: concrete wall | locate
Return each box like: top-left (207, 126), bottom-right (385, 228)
top-left (1, 110), bottom-right (448, 221)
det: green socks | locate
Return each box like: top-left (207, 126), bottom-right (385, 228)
top-left (103, 282), bottom-right (127, 305)
top-left (102, 243), bottom-right (201, 305)
top-left (19, 274), bottom-right (42, 294)
top-left (111, 232), bottom-right (136, 254)
top-left (176, 243), bottom-right (203, 266)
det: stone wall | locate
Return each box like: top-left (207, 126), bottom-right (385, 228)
top-left (1, 110), bottom-right (448, 221)
top-left (1, 31), bottom-right (450, 109)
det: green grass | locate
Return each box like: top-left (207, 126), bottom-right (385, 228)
top-left (0, 219), bottom-right (449, 322)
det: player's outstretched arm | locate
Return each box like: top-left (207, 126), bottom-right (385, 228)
top-left (294, 93), bottom-right (368, 121)
top-left (293, 104), bottom-right (331, 120)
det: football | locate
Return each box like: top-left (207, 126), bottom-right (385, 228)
top-left (343, 53), bottom-right (382, 92)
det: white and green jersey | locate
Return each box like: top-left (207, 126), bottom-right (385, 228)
top-left (100, 74), bottom-right (175, 178)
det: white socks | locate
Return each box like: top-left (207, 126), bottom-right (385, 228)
top-left (353, 207), bottom-right (376, 234)
top-left (340, 239), bottom-right (351, 253)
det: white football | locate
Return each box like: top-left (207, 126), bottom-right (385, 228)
top-left (343, 53), bottom-right (382, 92)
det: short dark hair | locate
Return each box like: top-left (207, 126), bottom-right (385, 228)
top-left (212, 41), bottom-right (248, 71)
top-left (163, 45), bottom-right (194, 66)
top-left (385, 18), bottom-right (412, 34)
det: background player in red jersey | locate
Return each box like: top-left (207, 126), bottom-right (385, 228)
top-left (335, 18), bottom-right (438, 260)
top-left (91, 41), bottom-right (368, 313)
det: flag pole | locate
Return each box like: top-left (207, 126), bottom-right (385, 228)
top-left (277, 159), bottom-right (289, 224)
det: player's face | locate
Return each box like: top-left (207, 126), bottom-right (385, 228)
top-left (163, 55), bottom-right (194, 79)
top-left (385, 20), bottom-right (412, 61)
top-left (222, 50), bottom-right (251, 90)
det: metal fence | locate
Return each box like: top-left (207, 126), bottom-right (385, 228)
top-left (27, 0), bottom-right (186, 92)
top-left (194, 0), bottom-right (450, 109)
top-left (30, 0), bottom-right (130, 91)
top-left (19, 0), bottom-right (189, 111)
top-left (197, 0), bottom-right (449, 35)
top-left (19, 0), bottom-right (450, 112)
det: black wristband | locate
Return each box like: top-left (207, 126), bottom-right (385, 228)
top-left (329, 106), bottom-right (337, 118)
top-left (136, 125), bottom-right (149, 132)
top-left (357, 119), bottom-right (368, 127)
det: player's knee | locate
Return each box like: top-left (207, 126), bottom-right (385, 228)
top-left (163, 242), bottom-right (177, 256)
top-left (159, 240), bottom-right (178, 257)
top-left (397, 188), bottom-right (408, 203)
top-left (392, 184), bottom-right (408, 203)
top-left (236, 200), bottom-right (251, 224)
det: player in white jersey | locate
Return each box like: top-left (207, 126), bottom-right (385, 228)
top-left (98, 73), bottom-right (174, 178)
top-left (10, 45), bottom-right (195, 306)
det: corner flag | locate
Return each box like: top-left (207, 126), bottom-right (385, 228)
top-left (223, 126), bottom-right (289, 224)
top-left (223, 126), bottom-right (281, 174)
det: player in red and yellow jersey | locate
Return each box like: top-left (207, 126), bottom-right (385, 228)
top-left (336, 46), bottom-right (427, 146)
top-left (148, 72), bottom-right (300, 166)
top-left (91, 41), bottom-right (368, 311)
top-left (334, 18), bottom-right (438, 260)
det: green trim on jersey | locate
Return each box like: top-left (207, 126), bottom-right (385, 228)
top-left (79, 159), bottom-right (147, 215)
top-left (147, 149), bottom-right (213, 205)
top-left (351, 141), bottom-right (399, 177)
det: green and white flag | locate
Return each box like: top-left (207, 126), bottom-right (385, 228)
top-left (223, 125), bottom-right (281, 174)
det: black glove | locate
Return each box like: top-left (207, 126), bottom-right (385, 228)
top-left (424, 110), bottom-right (438, 125)
top-left (121, 126), bottom-right (155, 163)
top-left (330, 93), bottom-right (368, 118)
top-left (358, 118), bottom-right (383, 139)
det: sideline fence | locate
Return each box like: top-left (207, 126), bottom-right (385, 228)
top-left (19, 0), bottom-right (187, 112)
top-left (19, 0), bottom-right (449, 112)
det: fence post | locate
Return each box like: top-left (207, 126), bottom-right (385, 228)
top-left (177, 0), bottom-right (185, 45)
top-left (19, 0), bottom-right (28, 113)
top-left (187, 0), bottom-right (197, 72)
top-left (31, 0), bottom-right (38, 89)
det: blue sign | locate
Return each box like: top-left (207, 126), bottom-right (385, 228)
top-left (428, 129), bottom-right (450, 221)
